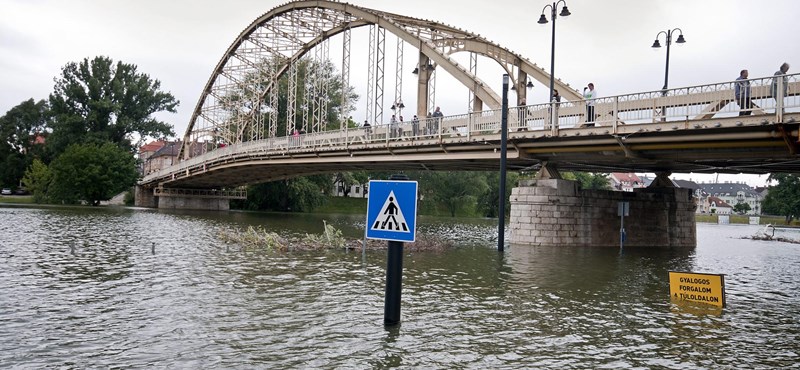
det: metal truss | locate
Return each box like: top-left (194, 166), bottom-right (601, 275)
top-left (180, 0), bottom-right (577, 159)
top-left (365, 24), bottom-right (376, 125)
top-left (340, 27), bottom-right (351, 128)
top-left (393, 37), bottom-right (404, 119)
top-left (468, 52), bottom-right (477, 113)
top-left (374, 26), bottom-right (386, 125)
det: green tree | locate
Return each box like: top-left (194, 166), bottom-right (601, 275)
top-left (220, 57), bottom-right (358, 141)
top-left (565, 172), bottom-right (611, 190)
top-left (762, 174), bottom-right (800, 224)
top-left (733, 202), bottom-right (751, 214)
top-left (334, 171), bottom-right (370, 197)
top-left (47, 142), bottom-right (139, 205)
top-left (48, 56), bottom-right (178, 155)
top-left (477, 171), bottom-right (520, 218)
top-left (237, 176), bottom-right (327, 212)
top-left (420, 171), bottom-right (489, 217)
top-left (0, 99), bottom-right (50, 187)
top-left (21, 159), bottom-right (52, 203)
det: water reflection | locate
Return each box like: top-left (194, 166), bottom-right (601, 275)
top-left (0, 205), bottom-right (798, 368)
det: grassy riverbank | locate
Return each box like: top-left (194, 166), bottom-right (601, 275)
top-left (315, 196), bottom-right (484, 218)
top-left (317, 197), bottom-right (800, 224)
top-left (695, 213), bottom-right (797, 226)
top-left (0, 195), bottom-right (34, 204)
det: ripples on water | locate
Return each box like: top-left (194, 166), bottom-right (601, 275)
top-left (0, 206), bottom-right (798, 368)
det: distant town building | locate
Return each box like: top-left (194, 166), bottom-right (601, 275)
top-left (696, 182), bottom-right (761, 215)
top-left (705, 196), bottom-right (733, 214)
top-left (608, 173), bottom-right (646, 192)
top-left (332, 182), bottom-right (368, 198)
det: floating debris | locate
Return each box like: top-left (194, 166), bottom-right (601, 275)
top-left (218, 221), bottom-right (454, 252)
top-left (744, 224), bottom-right (800, 244)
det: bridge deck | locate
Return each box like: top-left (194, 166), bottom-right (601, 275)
top-left (142, 75), bottom-right (800, 189)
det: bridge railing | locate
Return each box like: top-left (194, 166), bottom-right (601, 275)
top-left (558, 73), bottom-right (800, 128)
top-left (142, 73), bottom-right (799, 185)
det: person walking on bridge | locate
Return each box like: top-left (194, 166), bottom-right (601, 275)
top-left (583, 83), bottom-right (597, 126)
top-left (771, 62), bottom-right (791, 107)
top-left (735, 69), bottom-right (752, 116)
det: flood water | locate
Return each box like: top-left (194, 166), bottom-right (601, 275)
top-left (0, 205), bottom-right (798, 369)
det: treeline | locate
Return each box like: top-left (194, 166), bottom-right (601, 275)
top-left (232, 170), bottom-right (612, 217)
top-left (1, 56), bottom-right (177, 205)
top-left (3, 54), bottom-right (640, 215)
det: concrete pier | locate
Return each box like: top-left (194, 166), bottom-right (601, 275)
top-left (134, 185), bottom-right (157, 208)
top-left (134, 186), bottom-right (246, 211)
top-left (157, 195), bottom-right (230, 210)
top-left (510, 179), bottom-right (696, 248)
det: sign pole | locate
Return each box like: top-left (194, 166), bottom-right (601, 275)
top-left (498, 74), bottom-right (509, 252)
top-left (384, 239), bottom-right (403, 326)
top-left (382, 173), bottom-right (412, 326)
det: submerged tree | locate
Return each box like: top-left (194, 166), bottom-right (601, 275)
top-left (418, 171), bottom-right (489, 217)
top-left (236, 174), bottom-right (332, 212)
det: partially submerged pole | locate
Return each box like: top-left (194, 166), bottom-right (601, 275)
top-left (498, 74), bottom-right (509, 252)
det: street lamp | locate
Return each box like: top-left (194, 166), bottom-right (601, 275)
top-left (651, 28), bottom-right (686, 93)
top-left (538, 0), bottom-right (571, 103)
top-left (390, 100), bottom-right (405, 116)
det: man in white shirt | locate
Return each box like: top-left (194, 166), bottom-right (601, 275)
top-left (583, 83), bottom-right (597, 126)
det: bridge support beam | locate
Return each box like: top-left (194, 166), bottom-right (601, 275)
top-left (510, 179), bottom-right (696, 248)
top-left (416, 52), bottom-right (431, 117)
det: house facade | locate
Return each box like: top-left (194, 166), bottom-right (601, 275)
top-left (696, 182), bottom-right (762, 215)
top-left (608, 173), bottom-right (646, 192)
top-left (705, 196), bottom-right (733, 215)
top-left (332, 182), bottom-right (368, 198)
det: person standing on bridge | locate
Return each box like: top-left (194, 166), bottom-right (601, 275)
top-left (552, 89), bottom-right (562, 104)
top-left (583, 83), bottom-right (597, 126)
top-left (735, 69), bottom-right (753, 116)
top-left (411, 115), bottom-right (420, 137)
top-left (363, 120), bottom-right (372, 140)
top-left (432, 107), bottom-right (444, 136)
top-left (771, 62), bottom-right (790, 107)
top-left (548, 89), bottom-right (562, 130)
top-left (390, 115), bottom-right (399, 139)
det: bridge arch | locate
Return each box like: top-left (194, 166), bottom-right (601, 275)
top-left (181, 0), bottom-right (578, 159)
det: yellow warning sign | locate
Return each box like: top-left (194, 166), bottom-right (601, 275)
top-left (668, 271), bottom-right (726, 308)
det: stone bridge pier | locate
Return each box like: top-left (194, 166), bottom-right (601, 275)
top-left (510, 173), bottom-right (696, 248)
top-left (134, 185), bottom-right (246, 211)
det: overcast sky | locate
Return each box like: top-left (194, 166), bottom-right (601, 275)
top-left (2, 0), bottom-right (796, 186)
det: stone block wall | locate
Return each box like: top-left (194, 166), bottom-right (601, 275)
top-left (134, 185), bottom-right (157, 208)
top-left (157, 196), bottom-right (230, 211)
top-left (510, 179), bottom-right (696, 248)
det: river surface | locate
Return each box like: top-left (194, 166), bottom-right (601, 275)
top-left (0, 205), bottom-right (798, 369)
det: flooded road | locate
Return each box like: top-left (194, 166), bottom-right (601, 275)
top-left (0, 205), bottom-right (798, 368)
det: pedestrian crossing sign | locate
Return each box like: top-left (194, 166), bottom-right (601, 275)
top-left (366, 180), bottom-right (418, 242)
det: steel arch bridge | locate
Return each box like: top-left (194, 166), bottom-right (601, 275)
top-left (180, 0), bottom-right (579, 160)
top-left (139, 0), bottom-right (800, 197)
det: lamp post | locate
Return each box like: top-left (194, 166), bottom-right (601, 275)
top-left (651, 28), bottom-right (686, 94)
top-left (538, 0), bottom-right (571, 103)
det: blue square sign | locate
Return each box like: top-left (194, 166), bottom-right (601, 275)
top-left (366, 180), bottom-right (418, 242)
